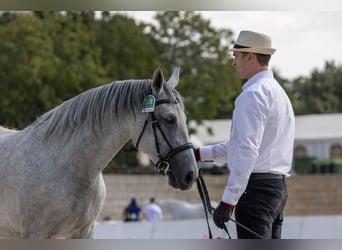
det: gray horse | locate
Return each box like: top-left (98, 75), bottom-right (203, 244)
top-left (0, 67), bottom-right (198, 238)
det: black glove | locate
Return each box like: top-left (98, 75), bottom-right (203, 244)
top-left (213, 201), bottom-right (234, 229)
top-left (194, 148), bottom-right (201, 161)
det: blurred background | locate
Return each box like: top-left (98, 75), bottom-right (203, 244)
top-left (1, 11), bottom-right (341, 238)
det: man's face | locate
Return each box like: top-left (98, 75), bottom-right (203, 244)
top-left (232, 51), bottom-right (249, 79)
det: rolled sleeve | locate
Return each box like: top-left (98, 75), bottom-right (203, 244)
top-left (198, 142), bottom-right (228, 163)
top-left (198, 146), bottom-right (214, 162)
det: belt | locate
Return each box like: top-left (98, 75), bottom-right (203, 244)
top-left (249, 173), bottom-right (285, 180)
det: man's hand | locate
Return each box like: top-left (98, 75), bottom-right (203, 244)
top-left (213, 201), bottom-right (234, 229)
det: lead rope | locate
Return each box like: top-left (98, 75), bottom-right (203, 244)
top-left (196, 169), bottom-right (231, 239)
top-left (197, 170), bottom-right (263, 239)
top-left (196, 172), bottom-right (213, 239)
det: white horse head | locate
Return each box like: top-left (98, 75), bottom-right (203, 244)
top-left (132, 67), bottom-right (198, 189)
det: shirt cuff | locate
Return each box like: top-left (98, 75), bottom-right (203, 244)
top-left (221, 185), bottom-right (239, 206)
top-left (198, 146), bottom-right (214, 162)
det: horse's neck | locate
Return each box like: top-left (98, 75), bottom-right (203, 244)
top-left (73, 120), bottom-right (131, 171)
top-left (81, 124), bottom-right (128, 159)
top-left (35, 117), bottom-right (132, 177)
top-left (0, 126), bottom-right (16, 139)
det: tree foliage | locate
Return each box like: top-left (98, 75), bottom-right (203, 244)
top-left (95, 13), bottom-right (162, 81)
top-left (0, 11), bottom-right (341, 131)
top-left (147, 11), bottom-right (241, 125)
top-left (0, 11), bottom-right (159, 128)
top-left (292, 61), bottom-right (342, 114)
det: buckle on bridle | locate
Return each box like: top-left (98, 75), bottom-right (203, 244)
top-left (156, 160), bottom-right (170, 175)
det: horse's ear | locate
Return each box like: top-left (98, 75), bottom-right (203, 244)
top-left (166, 67), bottom-right (180, 89)
top-left (151, 67), bottom-right (164, 96)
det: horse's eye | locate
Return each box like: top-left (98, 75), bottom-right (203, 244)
top-left (165, 115), bottom-right (176, 124)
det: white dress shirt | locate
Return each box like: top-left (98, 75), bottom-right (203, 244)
top-left (199, 71), bottom-right (295, 205)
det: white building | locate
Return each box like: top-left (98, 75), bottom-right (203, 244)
top-left (293, 113), bottom-right (342, 160)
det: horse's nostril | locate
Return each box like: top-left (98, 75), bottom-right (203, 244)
top-left (185, 171), bottom-right (194, 184)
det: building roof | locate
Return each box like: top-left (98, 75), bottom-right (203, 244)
top-left (189, 119), bottom-right (232, 145)
top-left (295, 113), bottom-right (342, 141)
top-left (190, 113), bottom-right (342, 145)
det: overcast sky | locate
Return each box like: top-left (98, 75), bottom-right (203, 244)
top-left (116, 11), bottom-right (342, 80)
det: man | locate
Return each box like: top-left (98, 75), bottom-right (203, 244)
top-left (143, 197), bottom-right (163, 222)
top-left (122, 197), bottom-right (142, 222)
top-left (195, 30), bottom-right (295, 239)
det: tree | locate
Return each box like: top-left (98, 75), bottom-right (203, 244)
top-left (146, 11), bottom-right (242, 127)
top-left (48, 11), bottom-right (103, 99)
top-left (0, 11), bottom-right (17, 25)
top-left (272, 68), bottom-right (300, 112)
top-left (292, 61), bottom-right (341, 114)
top-left (95, 13), bottom-right (161, 82)
top-left (0, 13), bottom-right (58, 128)
top-left (0, 12), bottom-right (104, 128)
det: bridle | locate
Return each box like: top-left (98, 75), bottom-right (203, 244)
top-left (135, 97), bottom-right (194, 176)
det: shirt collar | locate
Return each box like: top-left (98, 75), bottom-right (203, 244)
top-left (242, 70), bottom-right (274, 91)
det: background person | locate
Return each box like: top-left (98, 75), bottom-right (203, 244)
top-left (122, 197), bottom-right (142, 222)
top-left (143, 197), bottom-right (163, 222)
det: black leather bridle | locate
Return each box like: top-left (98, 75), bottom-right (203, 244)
top-left (135, 98), bottom-right (194, 176)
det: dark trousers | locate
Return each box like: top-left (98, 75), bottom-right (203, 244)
top-left (234, 174), bottom-right (288, 239)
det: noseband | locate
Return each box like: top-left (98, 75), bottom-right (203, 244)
top-left (135, 98), bottom-right (194, 175)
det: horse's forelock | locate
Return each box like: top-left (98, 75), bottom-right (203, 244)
top-left (163, 83), bottom-right (184, 108)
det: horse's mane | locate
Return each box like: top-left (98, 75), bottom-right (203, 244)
top-left (31, 79), bottom-right (183, 142)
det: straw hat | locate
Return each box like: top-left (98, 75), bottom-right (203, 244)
top-left (230, 30), bottom-right (276, 55)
